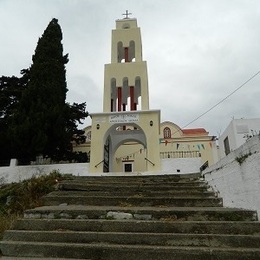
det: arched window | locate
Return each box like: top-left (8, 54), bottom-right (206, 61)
top-left (163, 127), bottom-right (171, 139)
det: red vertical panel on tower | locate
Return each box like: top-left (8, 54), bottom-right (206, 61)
top-left (124, 47), bottom-right (129, 62)
top-left (111, 99), bottom-right (113, 112)
top-left (130, 86), bottom-right (135, 111)
top-left (117, 87), bottom-right (122, 111)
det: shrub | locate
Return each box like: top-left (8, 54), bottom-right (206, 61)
top-left (0, 170), bottom-right (66, 239)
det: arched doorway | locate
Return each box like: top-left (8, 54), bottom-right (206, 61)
top-left (103, 123), bottom-right (147, 172)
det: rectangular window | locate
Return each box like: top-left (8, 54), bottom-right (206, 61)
top-left (224, 137), bottom-right (230, 155)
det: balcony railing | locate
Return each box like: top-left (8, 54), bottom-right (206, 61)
top-left (160, 151), bottom-right (201, 159)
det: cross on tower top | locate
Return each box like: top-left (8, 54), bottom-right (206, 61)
top-left (122, 10), bottom-right (132, 19)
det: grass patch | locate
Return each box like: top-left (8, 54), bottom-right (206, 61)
top-left (0, 214), bottom-right (19, 240)
top-left (118, 201), bottom-right (134, 207)
top-left (0, 170), bottom-right (67, 239)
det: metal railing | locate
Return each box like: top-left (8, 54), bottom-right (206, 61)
top-left (160, 151), bottom-right (201, 159)
top-left (144, 157), bottom-right (155, 166)
top-left (0, 160), bottom-right (10, 167)
top-left (200, 161), bottom-right (209, 172)
top-left (95, 159), bottom-right (104, 168)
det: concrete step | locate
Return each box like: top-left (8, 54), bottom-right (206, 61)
top-left (3, 230), bottom-right (260, 248)
top-left (23, 205), bottom-right (258, 221)
top-left (48, 190), bottom-right (217, 198)
top-left (1, 241), bottom-right (260, 260)
top-left (43, 194), bottom-right (223, 207)
top-left (59, 183), bottom-right (210, 192)
top-left (60, 179), bottom-right (205, 185)
top-left (65, 173), bottom-right (201, 182)
top-left (12, 219), bottom-right (260, 235)
top-left (1, 173), bottom-right (259, 259)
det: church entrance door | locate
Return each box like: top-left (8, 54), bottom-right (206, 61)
top-left (123, 162), bottom-right (133, 172)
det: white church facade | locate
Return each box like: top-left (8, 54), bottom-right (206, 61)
top-left (73, 15), bottom-right (218, 173)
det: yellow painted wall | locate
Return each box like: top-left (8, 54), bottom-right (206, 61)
top-left (159, 122), bottom-right (217, 166)
top-left (89, 110), bottom-right (161, 173)
top-left (113, 142), bottom-right (146, 172)
top-left (74, 120), bottom-right (218, 171)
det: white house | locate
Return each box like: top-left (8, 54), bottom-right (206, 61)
top-left (218, 118), bottom-right (260, 159)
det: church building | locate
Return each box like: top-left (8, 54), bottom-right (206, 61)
top-left (73, 13), bottom-right (218, 173)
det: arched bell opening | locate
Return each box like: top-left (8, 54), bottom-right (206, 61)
top-left (110, 78), bottom-right (117, 112)
top-left (122, 77), bottom-right (129, 112)
top-left (129, 40), bottom-right (135, 62)
top-left (135, 76), bottom-right (141, 110)
top-left (117, 41), bottom-right (124, 63)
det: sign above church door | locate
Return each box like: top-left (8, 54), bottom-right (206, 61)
top-left (109, 114), bottom-right (139, 124)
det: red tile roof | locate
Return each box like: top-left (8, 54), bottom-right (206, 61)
top-left (182, 128), bottom-right (208, 135)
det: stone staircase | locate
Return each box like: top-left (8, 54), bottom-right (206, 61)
top-left (1, 173), bottom-right (260, 259)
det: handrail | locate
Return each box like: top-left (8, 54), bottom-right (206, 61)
top-left (95, 159), bottom-right (104, 168)
top-left (144, 157), bottom-right (155, 166)
top-left (200, 160), bottom-right (209, 172)
top-left (160, 150), bottom-right (200, 159)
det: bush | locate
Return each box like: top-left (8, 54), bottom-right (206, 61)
top-left (0, 170), bottom-right (66, 239)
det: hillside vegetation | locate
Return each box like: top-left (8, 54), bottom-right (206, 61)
top-left (0, 171), bottom-right (67, 239)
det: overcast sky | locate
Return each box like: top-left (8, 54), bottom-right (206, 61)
top-left (1, 0), bottom-right (260, 137)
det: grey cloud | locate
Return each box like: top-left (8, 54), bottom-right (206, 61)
top-left (0, 0), bottom-right (259, 135)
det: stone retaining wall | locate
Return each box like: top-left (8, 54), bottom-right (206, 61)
top-left (203, 135), bottom-right (260, 218)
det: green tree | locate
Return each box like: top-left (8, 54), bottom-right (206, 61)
top-left (10, 18), bottom-right (87, 162)
top-left (0, 73), bottom-right (28, 161)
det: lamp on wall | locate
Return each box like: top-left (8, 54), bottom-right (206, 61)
top-left (150, 120), bottom-right (153, 126)
top-left (96, 124), bottom-right (100, 130)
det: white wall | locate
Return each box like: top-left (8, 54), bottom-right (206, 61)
top-left (161, 158), bottom-right (202, 174)
top-left (219, 118), bottom-right (260, 159)
top-left (203, 135), bottom-right (260, 218)
top-left (0, 157), bottom-right (202, 184)
top-left (0, 163), bottom-right (90, 184)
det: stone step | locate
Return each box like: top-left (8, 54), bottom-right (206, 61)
top-left (3, 230), bottom-right (260, 248)
top-left (23, 205), bottom-right (258, 221)
top-left (12, 219), bottom-right (260, 235)
top-left (43, 195), bottom-right (223, 207)
top-left (65, 173), bottom-right (201, 182)
top-left (60, 178), bottom-right (204, 185)
top-left (1, 173), bottom-right (259, 259)
top-left (63, 178), bottom-right (205, 186)
top-left (48, 190), bottom-right (216, 198)
top-left (1, 241), bottom-right (260, 260)
top-left (59, 183), bottom-right (209, 192)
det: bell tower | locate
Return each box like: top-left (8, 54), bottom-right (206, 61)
top-left (103, 13), bottom-right (149, 112)
top-left (90, 12), bottom-right (161, 173)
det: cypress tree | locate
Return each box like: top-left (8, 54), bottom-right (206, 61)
top-left (11, 18), bottom-right (87, 161)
